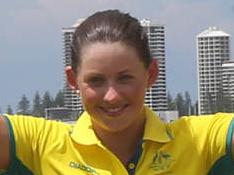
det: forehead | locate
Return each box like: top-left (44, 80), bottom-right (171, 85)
top-left (74, 42), bottom-right (148, 76)
top-left (79, 42), bottom-right (144, 69)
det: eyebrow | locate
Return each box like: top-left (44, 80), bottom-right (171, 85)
top-left (118, 70), bottom-right (131, 74)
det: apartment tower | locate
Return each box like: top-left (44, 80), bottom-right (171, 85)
top-left (141, 19), bottom-right (167, 111)
top-left (221, 61), bottom-right (234, 110)
top-left (62, 20), bottom-right (84, 114)
top-left (197, 27), bottom-right (230, 114)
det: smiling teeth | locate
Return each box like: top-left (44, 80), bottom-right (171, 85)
top-left (105, 107), bottom-right (124, 112)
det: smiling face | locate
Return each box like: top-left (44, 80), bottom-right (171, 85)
top-left (67, 42), bottom-right (157, 133)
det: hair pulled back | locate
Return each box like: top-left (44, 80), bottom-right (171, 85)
top-left (71, 9), bottom-right (151, 73)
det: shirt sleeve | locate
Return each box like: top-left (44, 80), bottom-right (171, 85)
top-left (187, 113), bottom-right (234, 174)
top-left (2, 115), bottom-right (51, 174)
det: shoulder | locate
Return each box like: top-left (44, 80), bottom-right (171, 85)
top-left (170, 113), bottom-right (234, 128)
top-left (3, 114), bottom-right (72, 139)
top-left (168, 113), bottom-right (234, 140)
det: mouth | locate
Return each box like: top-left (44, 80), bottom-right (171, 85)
top-left (99, 104), bottom-right (128, 116)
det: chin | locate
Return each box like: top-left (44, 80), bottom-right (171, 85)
top-left (104, 125), bottom-right (130, 133)
top-left (104, 118), bottom-right (135, 133)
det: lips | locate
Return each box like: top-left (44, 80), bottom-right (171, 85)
top-left (99, 104), bottom-right (128, 116)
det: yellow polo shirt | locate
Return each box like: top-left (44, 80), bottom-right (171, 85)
top-left (1, 107), bottom-right (234, 175)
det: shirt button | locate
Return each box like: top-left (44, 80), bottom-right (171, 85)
top-left (128, 163), bottom-right (135, 170)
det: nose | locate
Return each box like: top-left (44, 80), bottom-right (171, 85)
top-left (103, 85), bottom-right (121, 104)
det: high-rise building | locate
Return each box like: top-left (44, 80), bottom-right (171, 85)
top-left (62, 19), bottom-right (167, 114)
top-left (62, 20), bottom-right (84, 114)
top-left (141, 19), bottom-right (167, 111)
top-left (222, 61), bottom-right (234, 109)
top-left (197, 27), bottom-right (231, 114)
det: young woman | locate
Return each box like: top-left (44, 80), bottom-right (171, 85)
top-left (0, 9), bottom-right (234, 175)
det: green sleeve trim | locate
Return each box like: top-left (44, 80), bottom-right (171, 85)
top-left (208, 118), bottom-right (234, 175)
top-left (2, 116), bottom-right (16, 174)
top-left (1, 116), bottom-right (34, 175)
top-left (227, 118), bottom-right (234, 162)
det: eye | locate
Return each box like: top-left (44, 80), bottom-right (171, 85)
top-left (118, 75), bottom-right (134, 83)
top-left (87, 76), bottom-right (105, 87)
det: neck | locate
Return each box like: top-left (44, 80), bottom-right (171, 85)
top-left (93, 118), bottom-right (145, 166)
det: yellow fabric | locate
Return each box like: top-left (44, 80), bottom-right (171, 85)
top-left (3, 107), bottom-right (234, 175)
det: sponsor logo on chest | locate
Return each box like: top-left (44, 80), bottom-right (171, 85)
top-left (69, 161), bottom-right (99, 175)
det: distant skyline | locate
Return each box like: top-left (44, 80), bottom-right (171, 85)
top-left (0, 0), bottom-right (234, 113)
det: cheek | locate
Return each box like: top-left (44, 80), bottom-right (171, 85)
top-left (125, 83), bottom-right (147, 99)
top-left (80, 86), bottom-right (102, 103)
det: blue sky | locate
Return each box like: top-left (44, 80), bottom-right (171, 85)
top-left (0, 0), bottom-right (234, 112)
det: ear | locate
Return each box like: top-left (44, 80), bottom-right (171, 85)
top-left (147, 58), bottom-right (159, 88)
top-left (65, 66), bottom-right (79, 91)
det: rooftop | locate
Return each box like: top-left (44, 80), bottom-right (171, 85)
top-left (222, 60), bottom-right (234, 67)
top-left (197, 27), bottom-right (230, 38)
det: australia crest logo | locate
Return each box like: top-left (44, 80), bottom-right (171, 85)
top-left (150, 150), bottom-right (174, 173)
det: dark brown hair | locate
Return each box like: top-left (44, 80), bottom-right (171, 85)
top-left (71, 9), bottom-right (151, 73)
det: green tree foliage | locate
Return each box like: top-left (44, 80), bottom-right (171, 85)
top-left (184, 91), bottom-right (192, 115)
top-left (32, 91), bottom-right (43, 117)
top-left (204, 86), bottom-right (234, 114)
top-left (6, 105), bottom-right (14, 114)
top-left (54, 90), bottom-right (64, 107)
top-left (17, 94), bottom-right (30, 115)
top-left (7, 90), bottom-right (65, 117)
top-left (42, 91), bottom-right (54, 116)
top-left (175, 93), bottom-right (186, 117)
top-left (42, 91), bottom-right (54, 108)
top-left (191, 100), bottom-right (198, 115)
top-left (167, 92), bottom-right (176, 110)
top-left (167, 91), bottom-right (196, 117)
